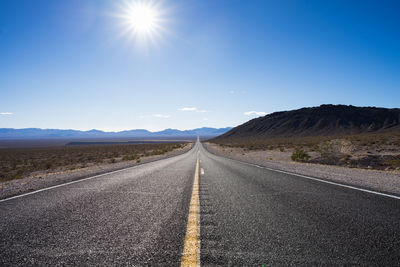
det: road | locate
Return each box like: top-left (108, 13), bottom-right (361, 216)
top-left (1, 141), bottom-right (399, 266)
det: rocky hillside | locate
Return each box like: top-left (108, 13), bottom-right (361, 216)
top-left (214, 105), bottom-right (400, 141)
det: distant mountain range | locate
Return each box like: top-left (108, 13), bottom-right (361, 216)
top-left (213, 105), bottom-right (400, 141)
top-left (0, 127), bottom-right (232, 140)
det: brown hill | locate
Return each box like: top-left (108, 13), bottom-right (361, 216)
top-left (213, 105), bottom-right (400, 141)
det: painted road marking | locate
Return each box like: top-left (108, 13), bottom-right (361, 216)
top-left (261, 166), bottom-right (400, 200)
top-left (0, 166), bottom-right (140, 203)
top-left (200, 168), bottom-right (204, 175)
top-left (0, 147), bottom-right (196, 203)
top-left (215, 154), bottom-right (400, 200)
top-left (181, 155), bottom-right (201, 267)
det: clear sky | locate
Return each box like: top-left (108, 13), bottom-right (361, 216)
top-left (1, 0), bottom-right (399, 131)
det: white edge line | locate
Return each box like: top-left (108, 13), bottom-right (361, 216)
top-left (0, 165), bottom-right (139, 203)
top-left (0, 144), bottom-right (197, 203)
top-left (206, 149), bottom-right (400, 200)
top-left (263, 165), bottom-right (400, 200)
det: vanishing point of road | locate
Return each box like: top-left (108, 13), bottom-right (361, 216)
top-left (1, 141), bottom-right (399, 266)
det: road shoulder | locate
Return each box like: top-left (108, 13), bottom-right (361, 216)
top-left (0, 143), bottom-right (193, 200)
top-left (203, 142), bottom-right (400, 196)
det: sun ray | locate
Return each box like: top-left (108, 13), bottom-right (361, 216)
top-left (115, 0), bottom-right (166, 46)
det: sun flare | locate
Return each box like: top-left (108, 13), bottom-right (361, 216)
top-left (117, 1), bottom-right (165, 44)
top-left (128, 4), bottom-right (157, 33)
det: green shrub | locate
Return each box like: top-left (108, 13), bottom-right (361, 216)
top-left (291, 149), bottom-right (310, 162)
top-left (122, 154), bottom-right (134, 161)
top-left (385, 157), bottom-right (400, 168)
top-left (45, 162), bottom-right (53, 169)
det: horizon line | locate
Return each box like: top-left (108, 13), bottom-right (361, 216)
top-left (0, 126), bottom-right (233, 133)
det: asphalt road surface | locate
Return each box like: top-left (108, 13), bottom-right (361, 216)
top-left (1, 141), bottom-right (399, 266)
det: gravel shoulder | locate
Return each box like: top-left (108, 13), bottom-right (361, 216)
top-left (0, 143), bottom-right (193, 200)
top-left (203, 142), bottom-right (400, 196)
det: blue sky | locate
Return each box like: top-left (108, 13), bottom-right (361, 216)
top-left (1, 0), bottom-right (399, 131)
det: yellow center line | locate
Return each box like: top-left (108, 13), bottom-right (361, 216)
top-left (180, 154), bottom-right (201, 267)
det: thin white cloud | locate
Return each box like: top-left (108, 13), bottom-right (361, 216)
top-left (202, 117), bottom-right (208, 121)
top-left (178, 107), bottom-right (197, 111)
top-left (0, 112), bottom-right (13, 115)
top-left (244, 111), bottom-right (267, 116)
top-left (178, 107), bottom-right (207, 113)
top-left (153, 114), bottom-right (170, 118)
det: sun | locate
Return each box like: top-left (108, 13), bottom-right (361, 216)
top-left (127, 4), bottom-right (157, 33)
top-left (117, 0), bottom-right (165, 44)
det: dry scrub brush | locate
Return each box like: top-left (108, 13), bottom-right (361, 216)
top-left (0, 143), bottom-right (187, 182)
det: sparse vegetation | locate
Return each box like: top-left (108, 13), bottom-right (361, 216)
top-left (0, 143), bottom-right (188, 182)
top-left (385, 156), bottom-right (400, 168)
top-left (291, 149), bottom-right (310, 162)
top-left (210, 132), bottom-right (400, 171)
